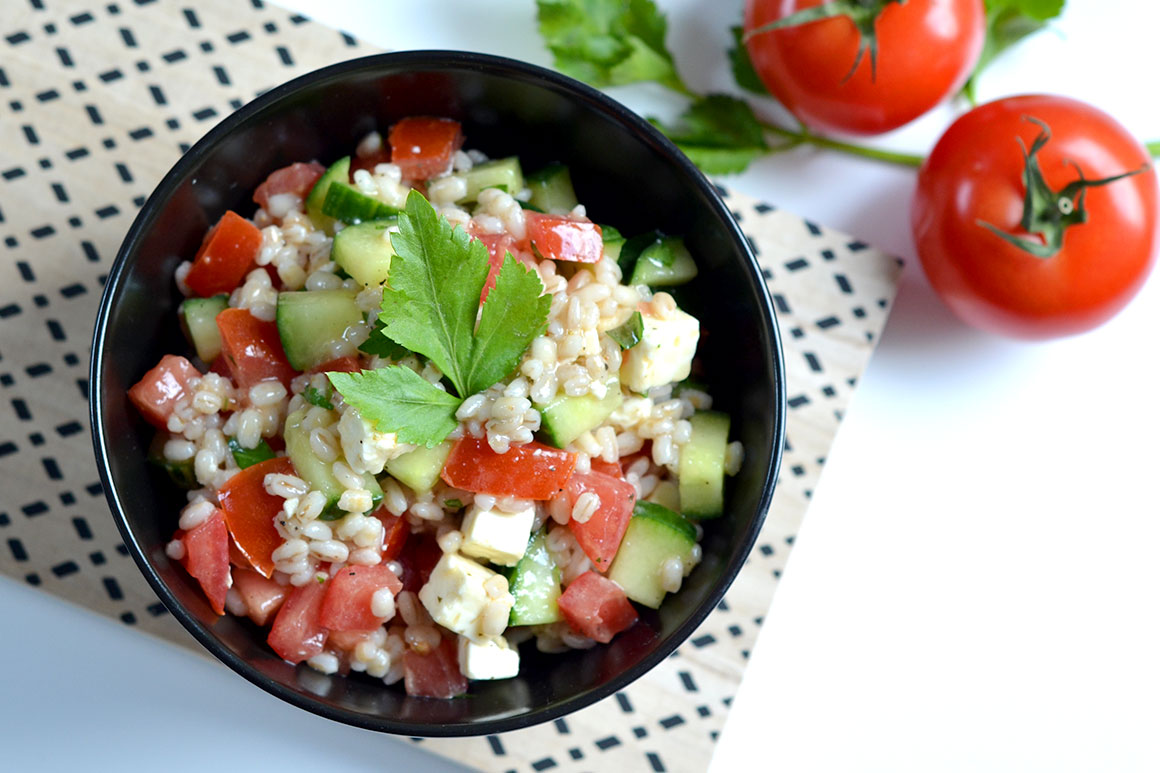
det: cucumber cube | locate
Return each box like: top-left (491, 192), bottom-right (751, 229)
top-left (275, 289), bottom-right (363, 371)
top-left (678, 411), bottom-right (730, 518)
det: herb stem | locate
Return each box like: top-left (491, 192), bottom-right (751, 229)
top-left (759, 119), bottom-right (925, 167)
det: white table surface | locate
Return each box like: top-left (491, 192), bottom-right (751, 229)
top-left (5, 1), bottom-right (1159, 770)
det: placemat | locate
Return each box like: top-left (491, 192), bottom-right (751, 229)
top-left (0, 2), bottom-right (902, 771)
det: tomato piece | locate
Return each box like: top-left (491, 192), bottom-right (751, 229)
top-left (184, 210), bottom-right (262, 297)
top-left (327, 629), bottom-right (375, 651)
top-left (475, 233), bottom-right (516, 303)
top-left (217, 456), bottom-right (295, 578)
top-left (523, 212), bottom-right (603, 263)
top-left (589, 458), bottom-right (623, 478)
top-left (267, 577), bottom-right (329, 664)
top-left (231, 566), bottom-right (289, 626)
top-left (373, 508), bottom-right (410, 563)
top-left (441, 436), bottom-right (577, 500)
top-left (556, 571), bottom-right (638, 644)
top-left (743, 0), bottom-right (984, 135)
top-left (561, 470), bottom-right (636, 571)
top-left (318, 564), bottom-right (403, 632)
top-left (311, 355), bottom-right (361, 375)
top-left (216, 307), bottom-right (298, 390)
top-left (128, 354), bottom-right (202, 429)
top-left (912, 95), bottom-right (1158, 338)
top-left (253, 161), bottom-right (326, 212)
top-left (388, 117), bottom-right (464, 180)
top-left (403, 636), bottom-right (467, 698)
top-left (398, 533), bottom-right (442, 593)
top-left (181, 510), bottom-right (230, 616)
top-left (351, 147), bottom-right (391, 176)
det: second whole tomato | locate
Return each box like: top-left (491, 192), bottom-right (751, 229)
top-left (743, 0), bottom-right (985, 135)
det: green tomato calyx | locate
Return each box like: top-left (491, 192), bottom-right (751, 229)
top-left (977, 116), bottom-right (1150, 259)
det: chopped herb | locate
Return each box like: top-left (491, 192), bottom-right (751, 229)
top-left (443, 498), bottom-right (463, 510)
top-left (228, 436), bottom-right (276, 469)
top-left (302, 384), bottom-right (334, 411)
top-left (608, 311), bottom-right (644, 350)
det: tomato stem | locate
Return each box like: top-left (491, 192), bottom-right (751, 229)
top-left (759, 119), bottom-right (925, 167)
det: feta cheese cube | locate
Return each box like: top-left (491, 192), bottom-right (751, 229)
top-left (619, 307), bottom-right (700, 393)
top-left (457, 634), bottom-right (520, 680)
top-left (337, 405), bottom-right (415, 474)
top-left (419, 552), bottom-right (501, 641)
top-left (459, 502), bottom-right (535, 567)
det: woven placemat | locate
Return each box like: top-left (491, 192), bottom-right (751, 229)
top-left (0, 2), bottom-right (902, 771)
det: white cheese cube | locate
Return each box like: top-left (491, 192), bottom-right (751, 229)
top-left (457, 634), bottom-right (520, 680)
top-left (418, 552), bottom-right (498, 640)
top-left (459, 502), bottom-right (535, 567)
top-left (337, 405), bottom-right (415, 474)
top-left (619, 307), bottom-right (700, 393)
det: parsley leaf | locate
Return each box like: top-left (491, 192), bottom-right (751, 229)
top-left (963, 0), bottom-right (1065, 103)
top-left (728, 25), bottom-right (770, 96)
top-left (227, 437), bottom-right (276, 469)
top-left (302, 384), bottom-right (334, 411)
top-left (379, 190), bottom-right (490, 398)
top-left (358, 316), bottom-right (410, 360)
top-left (651, 95), bottom-right (769, 175)
top-left (466, 254), bottom-right (552, 395)
top-left (326, 367), bottom-right (461, 449)
top-left (608, 311), bottom-right (643, 350)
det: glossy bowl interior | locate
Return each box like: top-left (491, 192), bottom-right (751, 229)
top-left (91, 51), bottom-right (786, 736)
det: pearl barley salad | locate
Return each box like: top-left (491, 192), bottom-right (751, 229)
top-left (129, 116), bottom-right (744, 698)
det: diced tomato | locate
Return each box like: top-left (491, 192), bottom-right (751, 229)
top-left (311, 355), bottom-right (361, 375)
top-left (556, 571), bottom-right (638, 644)
top-left (327, 629), bottom-right (376, 653)
top-left (350, 147), bottom-right (390, 176)
top-left (398, 533), bottom-right (442, 593)
top-left (184, 211), bottom-right (262, 297)
top-left (231, 566), bottom-right (289, 626)
top-left (388, 117), bottom-right (463, 180)
top-left (475, 233), bottom-right (516, 303)
top-left (373, 508), bottom-right (410, 563)
top-left (318, 564), bottom-right (403, 632)
top-left (128, 354), bottom-right (202, 429)
top-left (404, 636), bottom-right (467, 698)
top-left (589, 458), bottom-right (623, 478)
top-left (523, 212), bottom-right (603, 264)
top-left (561, 470), bottom-right (636, 571)
top-left (208, 355), bottom-right (232, 378)
top-left (216, 307), bottom-right (298, 390)
top-left (217, 456), bottom-right (295, 578)
top-left (253, 161), bottom-right (325, 211)
top-left (267, 577), bottom-right (329, 664)
top-left (181, 510), bottom-right (230, 616)
top-left (441, 436), bottom-right (577, 500)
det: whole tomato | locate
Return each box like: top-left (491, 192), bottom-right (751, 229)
top-left (743, 0), bottom-right (984, 135)
top-left (911, 95), bottom-right (1158, 339)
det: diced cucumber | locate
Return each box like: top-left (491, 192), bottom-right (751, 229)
top-left (179, 294), bottom-right (228, 363)
top-left (306, 156), bottom-right (350, 233)
top-left (527, 163), bottom-right (578, 213)
top-left (321, 182), bottom-right (400, 225)
top-left (601, 224), bottom-right (625, 263)
top-left (607, 502), bottom-right (697, 609)
top-left (537, 376), bottom-right (623, 448)
top-left (629, 236), bottom-right (698, 287)
top-left (331, 220), bottom-right (395, 288)
top-left (284, 407), bottom-right (381, 516)
top-left (508, 530), bottom-right (562, 626)
top-left (678, 411), bottom-right (729, 518)
top-left (383, 441), bottom-right (452, 493)
top-left (616, 231), bottom-right (661, 278)
top-left (275, 289), bottom-right (362, 371)
top-left (460, 156), bottom-right (524, 202)
top-left (228, 436), bottom-right (275, 469)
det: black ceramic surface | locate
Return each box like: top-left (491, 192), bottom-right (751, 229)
top-left (91, 51), bottom-right (786, 736)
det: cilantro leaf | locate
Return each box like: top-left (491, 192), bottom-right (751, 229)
top-left (652, 94), bottom-right (769, 175)
top-left (302, 384), bottom-right (334, 411)
top-left (607, 311), bottom-right (643, 350)
top-left (536, 0), bottom-right (686, 92)
top-left (326, 367), bottom-right (461, 449)
top-left (359, 316), bottom-right (411, 360)
top-left (380, 190), bottom-right (489, 398)
top-left (728, 25), bottom-right (770, 96)
top-left (466, 254), bottom-right (552, 395)
top-left (963, 0), bottom-right (1065, 103)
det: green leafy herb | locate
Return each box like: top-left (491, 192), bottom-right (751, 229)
top-left (358, 316), bottom-right (411, 360)
top-left (963, 0), bottom-right (1065, 103)
top-left (608, 311), bottom-right (644, 350)
top-left (302, 385), bottom-right (334, 411)
top-left (443, 498), bottom-right (463, 510)
top-left (327, 367), bottom-right (461, 448)
top-left (228, 437), bottom-right (276, 469)
top-left (728, 25), bottom-right (769, 96)
top-left (535, 0), bottom-right (686, 92)
top-left (467, 255), bottom-right (553, 395)
top-left (651, 95), bottom-right (769, 175)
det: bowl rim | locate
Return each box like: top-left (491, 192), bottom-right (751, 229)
top-left (90, 49), bottom-right (787, 737)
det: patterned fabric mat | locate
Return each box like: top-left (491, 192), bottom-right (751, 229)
top-left (0, 2), bottom-right (902, 771)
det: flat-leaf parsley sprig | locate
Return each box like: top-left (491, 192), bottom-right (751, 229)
top-left (327, 190), bottom-right (552, 448)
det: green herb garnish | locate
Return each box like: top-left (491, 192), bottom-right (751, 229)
top-left (228, 437), bottom-right (276, 469)
top-left (302, 385), bottom-right (334, 411)
top-left (359, 316), bottom-right (411, 360)
top-left (443, 498), bottom-right (463, 510)
top-left (963, 0), bottom-right (1065, 104)
top-left (608, 311), bottom-right (644, 350)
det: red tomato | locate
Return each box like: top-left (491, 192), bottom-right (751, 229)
top-left (475, 233), bottom-right (516, 303)
top-left (556, 571), bottom-right (638, 644)
top-left (561, 470), bottom-right (636, 571)
top-left (743, 0), bottom-right (984, 135)
top-left (318, 564), bottom-right (403, 632)
top-left (397, 533), bottom-right (442, 593)
top-left (403, 636), bottom-right (467, 698)
top-left (372, 508), bottom-right (410, 563)
top-left (523, 212), bottom-right (603, 263)
top-left (912, 95), bottom-right (1158, 339)
top-left (588, 458), bottom-right (623, 478)
top-left (388, 117), bottom-right (464, 180)
top-left (253, 161), bottom-right (325, 211)
top-left (217, 456), bottom-right (295, 578)
top-left (441, 436), bottom-right (577, 500)
top-left (181, 509), bottom-right (230, 616)
top-left (311, 355), bottom-right (361, 375)
top-left (128, 354), bottom-right (202, 429)
top-left (268, 578), bottom-right (329, 664)
top-left (216, 307), bottom-right (298, 390)
top-left (351, 147), bottom-right (391, 176)
top-left (185, 210), bottom-right (263, 297)
top-left (231, 566), bottom-right (289, 626)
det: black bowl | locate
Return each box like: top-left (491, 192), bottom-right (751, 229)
top-left (90, 51), bottom-right (786, 736)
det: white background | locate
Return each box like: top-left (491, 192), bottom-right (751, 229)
top-left (5, 1), bottom-right (1159, 770)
